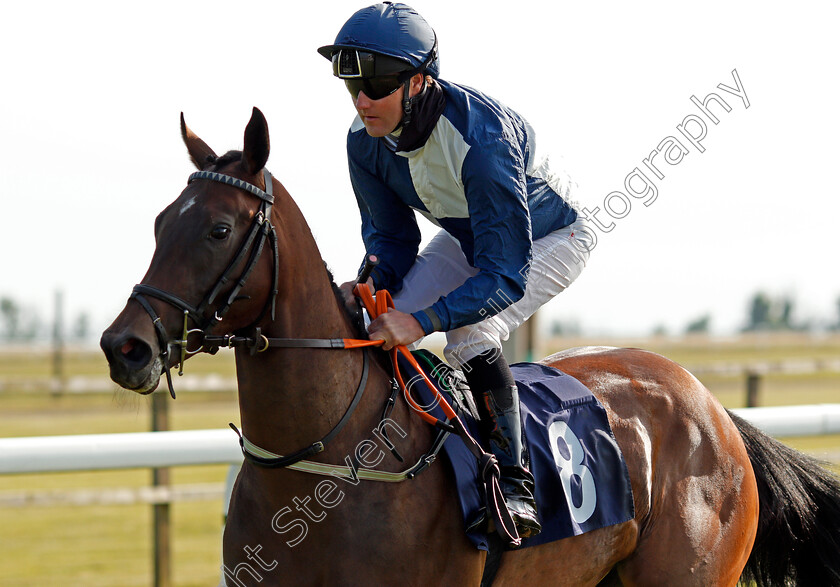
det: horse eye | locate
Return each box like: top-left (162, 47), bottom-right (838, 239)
top-left (210, 225), bottom-right (231, 240)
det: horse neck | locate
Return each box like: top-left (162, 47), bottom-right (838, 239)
top-left (233, 182), bottom-right (395, 458)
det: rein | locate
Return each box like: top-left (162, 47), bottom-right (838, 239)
top-left (229, 279), bottom-right (521, 545)
top-left (210, 327), bottom-right (454, 481)
top-left (129, 168), bottom-right (522, 546)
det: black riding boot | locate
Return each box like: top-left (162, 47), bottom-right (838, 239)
top-left (478, 385), bottom-right (542, 539)
top-left (464, 352), bottom-right (541, 540)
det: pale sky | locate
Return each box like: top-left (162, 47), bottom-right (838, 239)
top-left (2, 0), bottom-right (838, 339)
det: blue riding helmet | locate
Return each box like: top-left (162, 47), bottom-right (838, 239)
top-left (317, 2), bottom-right (440, 80)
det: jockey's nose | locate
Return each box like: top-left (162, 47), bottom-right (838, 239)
top-left (354, 90), bottom-right (373, 109)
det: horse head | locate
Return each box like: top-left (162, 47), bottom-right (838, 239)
top-left (101, 108), bottom-right (278, 394)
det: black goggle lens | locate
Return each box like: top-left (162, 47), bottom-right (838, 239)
top-left (344, 76), bottom-right (404, 101)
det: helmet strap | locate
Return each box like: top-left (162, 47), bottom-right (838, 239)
top-left (401, 78), bottom-right (414, 127)
top-left (400, 74), bottom-right (428, 129)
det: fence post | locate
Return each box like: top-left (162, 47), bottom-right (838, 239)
top-left (151, 391), bottom-right (171, 587)
top-left (746, 371), bottom-right (761, 408)
top-left (51, 290), bottom-right (65, 397)
top-left (502, 311), bottom-right (539, 363)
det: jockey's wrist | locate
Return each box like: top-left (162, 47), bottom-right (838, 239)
top-left (412, 308), bottom-right (442, 335)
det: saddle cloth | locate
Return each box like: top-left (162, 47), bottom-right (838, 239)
top-left (405, 352), bottom-right (635, 551)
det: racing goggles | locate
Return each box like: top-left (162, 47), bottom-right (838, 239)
top-left (344, 75), bottom-right (408, 101)
top-left (332, 49), bottom-right (413, 100)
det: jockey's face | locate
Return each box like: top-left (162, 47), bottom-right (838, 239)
top-left (352, 73), bottom-right (424, 137)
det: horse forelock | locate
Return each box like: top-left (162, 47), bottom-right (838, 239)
top-left (207, 150), bottom-right (244, 171)
top-left (156, 149), bottom-right (255, 242)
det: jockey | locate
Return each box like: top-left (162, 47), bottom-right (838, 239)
top-left (319, 2), bottom-right (592, 541)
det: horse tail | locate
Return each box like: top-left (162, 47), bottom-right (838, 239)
top-left (728, 409), bottom-right (840, 587)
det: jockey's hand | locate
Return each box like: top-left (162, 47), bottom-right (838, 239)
top-left (368, 310), bottom-right (425, 350)
top-left (339, 278), bottom-right (373, 312)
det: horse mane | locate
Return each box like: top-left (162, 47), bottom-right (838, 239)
top-left (325, 264), bottom-right (369, 339)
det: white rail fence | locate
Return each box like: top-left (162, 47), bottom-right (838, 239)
top-left (0, 428), bottom-right (242, 474)
top-left (2, 404), bottom-right (840, 476)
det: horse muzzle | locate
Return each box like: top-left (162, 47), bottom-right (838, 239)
top-left (100, 328), bottom-right (165, 394)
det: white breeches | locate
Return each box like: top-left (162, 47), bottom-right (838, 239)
top-left (393, 218), bottom-right (593, 367)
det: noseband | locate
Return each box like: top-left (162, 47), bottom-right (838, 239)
top-left (130, 168), bottom-right (280, 398)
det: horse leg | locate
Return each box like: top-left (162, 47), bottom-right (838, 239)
top-left (612, 466), bottom-right (757, 586)
top-left (600, 374), bottom-right (759, 585)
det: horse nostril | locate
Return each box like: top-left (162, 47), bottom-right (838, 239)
top-left (121, 340), bottom-right (138, 358)
top-left (117, 337), bottom-right (153, 369)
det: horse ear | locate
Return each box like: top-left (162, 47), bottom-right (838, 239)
top-left (180, 112), bottom-right (218, 170)
top-left (242, 107), bottom-right (270, 174)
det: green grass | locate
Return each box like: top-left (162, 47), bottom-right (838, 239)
top-left (1, 335), bottom-right (839, 585)
top-left (0, 351), bottom-right (238, 586)
top-left (0, 501), bottom-right (225, 587)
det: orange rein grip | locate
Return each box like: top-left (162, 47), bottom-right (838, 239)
top-left (352, 283), bottom-right (458, 425)
top-left (341, 339), bottom-right (385, 349)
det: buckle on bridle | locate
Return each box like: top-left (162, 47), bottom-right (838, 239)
top-left (176, 310), bottom-right (206, 376)
top-left (245, 329), bottom-right (271, 355)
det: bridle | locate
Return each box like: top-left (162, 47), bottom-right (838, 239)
top-left (125, 165), bottom-right (521, 544)
top-left (125, 167), bottom-right (383, 470)
top-left (129, 168), bottom-right (279, 399)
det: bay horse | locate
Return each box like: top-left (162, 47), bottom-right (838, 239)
top-left (101, 108), bottom-right (840, 586)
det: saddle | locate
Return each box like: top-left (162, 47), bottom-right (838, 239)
top-left (401, 349), bottom-right (635, 552)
